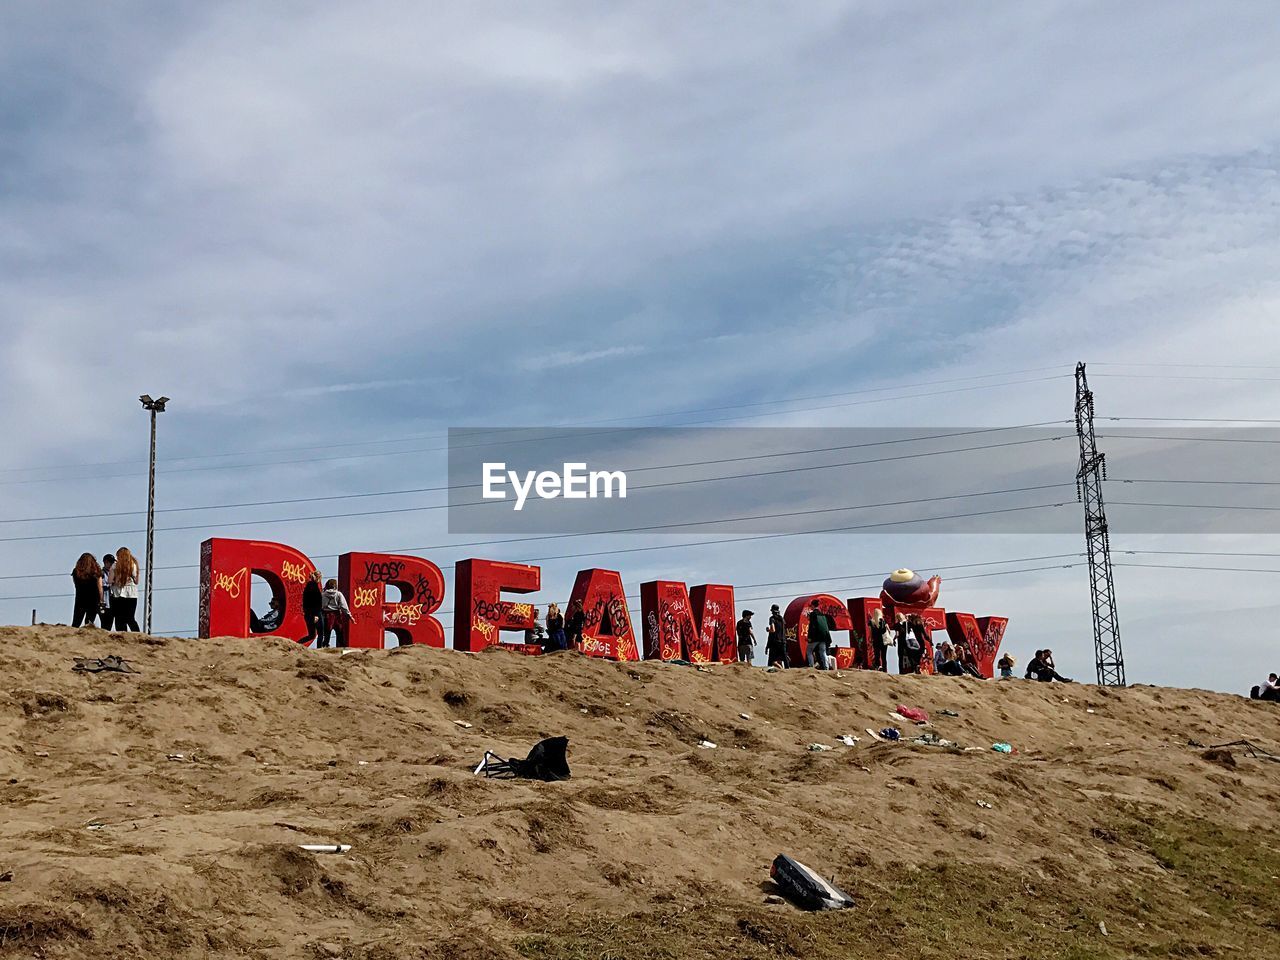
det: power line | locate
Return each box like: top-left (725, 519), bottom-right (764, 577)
top-left (1112, 478), bottom-right (1280, 487)
top-left (1107, 416), bottom-right (1280, 424)
top-left (0, 434), bottom-right (1070, 544)
top-left (1098, 433), bottom-right (1280, 444)
top-left (1090, 362), bottom-right (1280, 371)
top-left (1093, 373), bottom-right (1280, 383)
top-left (0, 496), bottom-right (1073, 599)
top-left (0, 368), bottom-right (1068, 478)
top-left (1115, 561), bottom-right (1280, 575)
top-left (0, 421), bottom-right (1069, 525)
top-left (1110, 500), bottom-right (1280, 513)
top-left (0, 371), bottom-right (1070, 483)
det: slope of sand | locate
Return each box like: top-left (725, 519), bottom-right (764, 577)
top-left (2, 625), bottom-right (1279, 959)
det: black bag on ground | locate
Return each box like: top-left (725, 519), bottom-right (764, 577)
top-left (770, 854), bottom-right (855, 911)
top-left (475, 736), bottom-right (571, 782)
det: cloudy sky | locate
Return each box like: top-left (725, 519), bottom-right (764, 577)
top-left (3, 1), bottom-right (1280, 694)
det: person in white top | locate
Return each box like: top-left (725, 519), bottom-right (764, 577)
top-left (110, 546), bottom-right (141, 632)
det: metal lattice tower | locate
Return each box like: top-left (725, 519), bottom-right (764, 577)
top-left (1074, 362), bottom-right (1125, 686)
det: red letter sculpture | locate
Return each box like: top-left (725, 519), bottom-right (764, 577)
top-left (568, 568), bottom-right (639, 661)
top-left (639, 581), bottom-right (736, 663)
top-left (784, 593), bottom-right (854, 668)
top-left (199, 537), bottom-right (315, 640)
top-left (453, 558), bottom-right (541, 653)
top-left (944, 613), bottom-right (1008, 679)
top-left (339, 552), bottom-right (446, 649)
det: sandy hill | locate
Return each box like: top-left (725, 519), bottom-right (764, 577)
top-left (2, 626), bottom-right (1279, 960)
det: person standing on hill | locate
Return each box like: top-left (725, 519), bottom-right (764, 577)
top-left (806, 600), bottom-right (832, 671)
top-left (545, 602), bottom-right (567, 652)
top-left (735, 610), bottom-right (756, 663)
top-left (997, 653), bottom-right (1016, 679)
top-left (98, 554), bottom-right (116, 628)
top-left (110, 546), bottom-right (141, 632)
top-left (566, 599), bottom-right (585, 650)
top-left (70, 553), bottom-right (102, 628)
top-left (868, 608), bottom-right (890, 671)
top-left (302, 571), bottom-right (324, 645)
top-left (319, 579), bottom-right (355, 648)
top-left (765, 604), bottom-right (788, 668)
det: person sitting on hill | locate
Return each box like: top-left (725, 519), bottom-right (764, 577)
top-left (250, 596), bottom-right (283, 633)
top-left (1252, 673), bottom-right (1280, 701)
top-left (937, 649), bottom-right (965, 676)
top-left (953, 641), bottom-right (985, 679)
top-left (933, 641), bottom-right (953, 673)
top-left (1026, 648), bottom-right (1073, 683)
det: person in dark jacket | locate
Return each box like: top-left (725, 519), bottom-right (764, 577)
top-left (765, 604), bottom-right (788, 668)
top-left (71, 553), bottom-right (102, 628)
top-left (545, 602), bottom-right (567, 651)
top-left (566, 599), bottom-right (585, 650)
top-left (868, 608), bottom-right (890, 671)
top-left (736, 610), bottom-right (756, 663)
top-left (98, 554), bottom-right (116, 628)
top-left (806, 600), bottom-right (833, 670)
top-left (302, 571), bottom-right (323, 645)
top-left (938, 649), bottom-right (966, 676)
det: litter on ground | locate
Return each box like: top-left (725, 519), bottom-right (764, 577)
top-left (770, 854), bottom-right (855, 911)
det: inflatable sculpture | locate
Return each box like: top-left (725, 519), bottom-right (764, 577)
top-left (880, 568), bottom-right (941, 608)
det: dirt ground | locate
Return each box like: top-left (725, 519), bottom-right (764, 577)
top-left (2, 625), bottom-right (1279, 959)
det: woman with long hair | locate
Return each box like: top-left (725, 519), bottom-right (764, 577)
top-left (110, 546), bottom-right (141, 632)
top-left (70, 553), bottom-right (102, 628)
top-left (545, 602), bottom-right (567, 651)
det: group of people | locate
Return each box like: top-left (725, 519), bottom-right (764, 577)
top-left (69, 549), bottom-right (141, 631)
top-left (524, 601), bottom-right (587, 651)
top-left (255, 573), bottom-right (359, 649)
top-left (732, 601), bottom-right (1070, 683)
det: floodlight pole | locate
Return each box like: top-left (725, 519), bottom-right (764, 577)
top-left (139, 394), bottom-right (169, 634)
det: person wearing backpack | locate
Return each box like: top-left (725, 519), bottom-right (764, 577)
top-left (319, 579), bottom-right (356, 648)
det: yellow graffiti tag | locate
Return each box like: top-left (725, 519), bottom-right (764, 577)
top-left (384, 603), bottom-right (424, 626)
top-left (213, 567), bottom-right (247, 599)
top-left (281, 560), bottom-right (309, 584)
top-left (353, 585), bottom-right (381, 609)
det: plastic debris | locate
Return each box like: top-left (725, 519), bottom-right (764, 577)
top-left (992, 742), bottom-right (1013, 753)
top-left (770, 854), bottom-right (855, 911)
top-left (836, 735), bottom-right (860, 747)
top-left (879, 728), bottom-right (901, 742)
top-left (452, 720), bottom-right (473, 729)
top-left (807, 743), bottom-right (833, 752)
top-left (939, 709), bottom-right (960, 718)
top-left (1099, 921), bottom-right (1109, 937)
top-left (697, 740), bottom-right (717, 749)
top-left (976, 800), bottom-right (993, 809)
top-left (739, 713), bottom-right (752, 720)
top-left (895, 705), bottom-right (930, 725)
top-left (910, 733), bottom-right (954, 747)
top-left (299, 844), bottom-right (351, 853)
